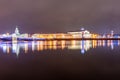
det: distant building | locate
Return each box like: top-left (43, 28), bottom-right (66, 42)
top-left (15, 27), bottom-right (20, 35)
top-left (111, 30), bottom-right (114, 37)
top-left (113, 34), bottom-right (120, 38)
top-left (67, 28), bottom-right (91, 38)
top-left (12, 26), bottom-right (20, 37)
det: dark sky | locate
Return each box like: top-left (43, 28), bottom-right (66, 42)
top-left (0, 0), bottom-right (120, 34)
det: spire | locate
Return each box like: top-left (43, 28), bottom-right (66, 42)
top-left (15, 26), bottom-right (20, 35)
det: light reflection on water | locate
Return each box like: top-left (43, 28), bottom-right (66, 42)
top-left (0, 40), bottom-right (120, 55)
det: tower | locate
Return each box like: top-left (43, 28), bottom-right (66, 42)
top-left (81, 28), bottom-right (85, 38)
top-left (15, 26), bottom-right (20, 35)
top-left (111, 30), bottom-right (114, 38)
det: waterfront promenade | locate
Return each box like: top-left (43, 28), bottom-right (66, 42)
top-left (0, 37), bottom-right (120, 41)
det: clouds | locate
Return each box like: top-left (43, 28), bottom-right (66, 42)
top-left (0, 0), bottom-right (120, 33)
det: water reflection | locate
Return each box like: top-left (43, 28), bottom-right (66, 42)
top-left (0, 40), bottom-right (120, 55)
top-left (68, 40), bottom-right (92, 54)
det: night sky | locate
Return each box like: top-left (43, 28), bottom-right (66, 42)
top-left (0, 0), bottom-right (120, 34)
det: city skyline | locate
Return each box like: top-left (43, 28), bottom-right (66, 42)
top-left (1, 26), bottom-right (119, 35)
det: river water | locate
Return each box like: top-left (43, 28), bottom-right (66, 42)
top-left (0, 40), bottom-right (120, 79)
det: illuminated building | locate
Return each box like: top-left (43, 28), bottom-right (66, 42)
top-left (15, 26), bottom-right (20, 36)
top-left (113, 34), bottom-right (120, 38)
top-left (111, 30), bottom-right (114, 38)
top-left (32, 33), bottom-right (73, 39)
top-left (67, 28), bottom-right (91, 38)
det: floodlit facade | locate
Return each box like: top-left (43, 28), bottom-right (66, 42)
top-left (67, 28), bottom-right (91, 38)
top-left (32, 33), bottom-right (73, 39)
